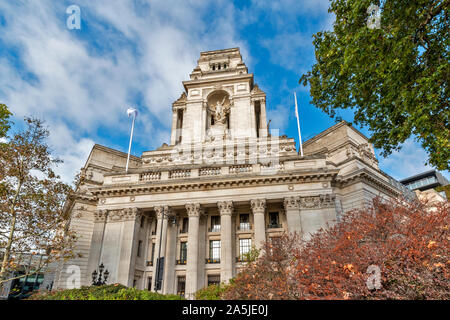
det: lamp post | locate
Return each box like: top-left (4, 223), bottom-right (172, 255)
top-left (126, 108), bottom-right (138, 173)
top-left (92, 263), bottom-right (109, 286)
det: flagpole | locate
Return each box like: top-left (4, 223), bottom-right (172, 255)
top-left (294, 92), bottom-right (304, 156)
top-left (126, 108), bottom-right (138, 173)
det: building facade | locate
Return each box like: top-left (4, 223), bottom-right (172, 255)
top-left (53, 48), bottom-right (412, 298)
top-left (400, 170), bottom-right (449, 200)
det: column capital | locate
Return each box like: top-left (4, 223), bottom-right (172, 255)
top-left (155, 206), bottom-right (171, 220)
top-left (217, 201), bottom-right (233, 216)
top-left (94, 209), bottom-right (108, 222)
top-left (185, 203), bottom-right (203, 218)
top-left (250, 199), bottom-right (266, 214)
top-left (284, 196), bottom-right (301, 210)
top-left (122, 207), bottom-right (141, 221)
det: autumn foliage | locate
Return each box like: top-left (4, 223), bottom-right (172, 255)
top-left (223, 198), bottom-right (449, 300)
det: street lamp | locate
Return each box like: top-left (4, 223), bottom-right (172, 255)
top-left (92, 263), bottom-right (109, 286)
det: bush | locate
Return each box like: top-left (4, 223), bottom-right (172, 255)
top-left (195, 283), bottom-right (231, 300)
top-left (28, 284), bottom-right (185, 300)
top-left (223, 197), bottom-right (449, 300)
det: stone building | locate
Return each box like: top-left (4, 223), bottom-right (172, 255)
top-left (53, 48), bottom-right (412, 298)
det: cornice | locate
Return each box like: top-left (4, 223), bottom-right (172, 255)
top-left (335, 168), bottom-right (403, 197)
top-left (91, 169), bottom-right (339, 197)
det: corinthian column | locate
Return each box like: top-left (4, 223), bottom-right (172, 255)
top-left (250, 199), bottom-right (266, 250)
top-left (153, 206), bottom-right (169, 292)
top-left (170, 108), bottom-right (178, 145)
top-left (284, 196), bottom-right (302, 234)
top-left (185, 203), bottom-right (202, 299)
top-left (218, 201), bottom-right (233, 283)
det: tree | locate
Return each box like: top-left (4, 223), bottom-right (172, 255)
top-left (0, 118), bottom-right (76, 289)
top-left (224, 197), bottom-right (449, 299)
top-left (0, 104), bottom-right (12, 139)
top-left (300, 0), bottom-right (449, 170)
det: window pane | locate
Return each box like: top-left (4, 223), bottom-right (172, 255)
top-left (208, 275), bottom-right (220, 286)
top-left (210, 240), bottom-right (221, 260)
top-left (239, 238), bottom-right (252, 257)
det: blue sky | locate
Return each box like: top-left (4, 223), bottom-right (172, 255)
top-left (0, 0), bottom-right (447, 183)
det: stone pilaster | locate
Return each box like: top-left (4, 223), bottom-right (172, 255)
top-left (218, 201), bottom-right (233, 283)
top-left (185, 203), bottom-right (202, 299)
top-left (284, 196), bottom-right (302, 234)
top-left (250, 199), bottom-right (266, 250)
top-left (117, 208), bottom-right (141, 286)
top-left (86, 209), bottom-right (108, 286)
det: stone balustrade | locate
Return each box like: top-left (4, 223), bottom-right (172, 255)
top-left (199, 167), bottom-right (221, 176)
top-left (229, 164), bottom-right (253, 174)
top-left (140, 171), bottom-right (161, 181)
top-left (169, 169), bottom-right (191, 179)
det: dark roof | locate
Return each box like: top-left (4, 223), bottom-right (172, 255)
top-left (399, 169), bottom-right (449, 185)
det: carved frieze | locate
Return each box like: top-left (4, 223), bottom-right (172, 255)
top-left (284, 194), bottom-right (336, 210)
top-left (284, 196), bottom-right (300, 210)
top-left (94, 209), bottom-right (108, 222)
top-left (105, 208), bottom-right (141, 222)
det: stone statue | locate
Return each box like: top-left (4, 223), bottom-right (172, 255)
top-left (206, 96), bottom-right (231, 142)
top-left (208, 97), bottom-right (229, 125)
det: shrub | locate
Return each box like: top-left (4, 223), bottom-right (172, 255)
top-left (28, 284), bottom-right (184, 300)
top-left (223, 197), bottom-right (449, 300)
top-left (195, 283), bottom-right (230, 300)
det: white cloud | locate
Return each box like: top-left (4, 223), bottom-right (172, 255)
top-left (377, 138), bottom-right (449, 181)
top-left (0, 0), bottom-right (248, 183)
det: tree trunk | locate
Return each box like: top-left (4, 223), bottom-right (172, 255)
top-left (0, 181), bottom-right (22, 284)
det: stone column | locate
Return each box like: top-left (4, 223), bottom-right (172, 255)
top-left (153, 206), bottom-right (169, 292)
top-left (163, 208), bottom-right (176, 294)
top-left (170, 108), bottom-right (178, 145)
top-left (250, 199), bottom-right (266, 250)
top-left (260, 98), bottom-right (268, 137)
top-left (185, 203), bottom-right (202, 299)
top-left (117, 208), bottom-right (141, 286)
top-left (284, 196), bottom-right (302, 234)
top-left (218, 201), bottom-right (233, 283)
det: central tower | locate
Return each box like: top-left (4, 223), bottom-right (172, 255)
top-left (170, 48), bottom-right (268, 145)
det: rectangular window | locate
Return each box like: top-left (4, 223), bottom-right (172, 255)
top-left (140, 215), bottom-right (145, 228)
top-left (137, 240), bottom-right (143, 257)
top-left (209, 240), bottom-right (221, 261)
top-left (207, 275), bottom-right (221, 286)
top-left (177, 276), bottom-right (186, 296)
top-left (147, 277), bottom-right (152, 291)
top-left (255, 101), bottom-right (261, 138)
top-left (210, 216), bottom-right (221, 232)
top-left (180, 242), bottom-right (187, 263)
top-left (239, 214), bottom-right (250, 230)
top-left (239, 238), bottom-right (252, 259)
top-left (181, 217), bottom-right (189, 233)
top-left (268, 212), bottom-right (279, 228)
top-left (150, 243), bottom-right (155, 263)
